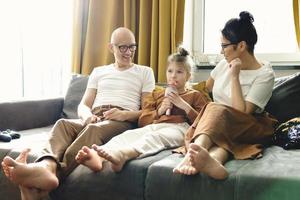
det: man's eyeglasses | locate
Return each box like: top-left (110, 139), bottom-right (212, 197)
top-left (221, 43), bottom-right (237, 50)
top-left (113, 44), bottom-right (137, 53)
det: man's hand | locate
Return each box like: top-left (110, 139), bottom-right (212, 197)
top-left (103, 108), bottom-right (127, 121)
top-left (84, 115), bottom-right (100, 125)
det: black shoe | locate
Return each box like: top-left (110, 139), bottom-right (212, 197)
top-left (0, 131), bottom-right (12, 142)
top-left (3, 129), bottom-right (21, 139)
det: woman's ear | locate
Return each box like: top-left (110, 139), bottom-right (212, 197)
top-left (238, 41), bottom-right (247, 52)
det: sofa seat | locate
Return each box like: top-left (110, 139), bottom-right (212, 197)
top-left (0, 126), bottom-right (53, 152)
top-left (145, 146), bottom-right (300, 200)
top-left (51, 151), bottom-right (172, 200)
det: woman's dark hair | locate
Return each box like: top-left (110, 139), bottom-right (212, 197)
top-left (221, 11), bottom-right (257, 54)
top-left (168, 46), bottom-right (194, 74)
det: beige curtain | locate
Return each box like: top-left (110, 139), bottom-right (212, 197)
top-left (137, 0), bottom-right (185, 82)
top-left (294, 0), bottom-right (300, 50)
top-left (71, 0), bottom-right (185, 82)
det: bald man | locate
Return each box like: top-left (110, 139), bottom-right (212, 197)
top-left (2, 27), bottom-right (155, 199)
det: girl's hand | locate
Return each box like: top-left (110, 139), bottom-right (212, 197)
top-left (229, 58), bottom-right (242, 78)
top-left (167, 92), bottom-right (190, 113)
top-left (158, 98), bottom-right (173, 116)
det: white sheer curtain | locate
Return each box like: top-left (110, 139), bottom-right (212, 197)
top-left (183, 0), bottom-right (217, 66)
top-left (183, 0), bottom-right (300, 66)
top-left (183, 0), bottom-right (203, 56)
top-left (0, 0), bottom-right (73, 101)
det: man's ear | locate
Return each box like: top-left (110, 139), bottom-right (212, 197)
top-left (108, 43), bottom-right (114, 53)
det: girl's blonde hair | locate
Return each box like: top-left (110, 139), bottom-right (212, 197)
top-left (167, 46), bottom-right (194, 76)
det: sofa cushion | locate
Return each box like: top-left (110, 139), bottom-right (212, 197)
top-left (0, 98), bottom-right (63, 131)
top-left (145, 146), bottom-right (300, 200)
top-left (265, 73), bottom-right (300, 123)
top-left (50, 150), bottom-right (172, 200)
top-left (62, 75), bottom-right (88, 119)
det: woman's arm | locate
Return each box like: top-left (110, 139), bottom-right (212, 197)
top-left (231, 76), bottom-right (257, 114)
top-left (205, 77), bottom-right (214, 93)
top-left (230, 59), bottom-right (258, 114)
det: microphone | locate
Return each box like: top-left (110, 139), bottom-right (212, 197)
top-left (164, 84), bottom-right (178, 115)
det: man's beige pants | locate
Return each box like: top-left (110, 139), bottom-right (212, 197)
top-left (38, 118), bottom-right (135, 178)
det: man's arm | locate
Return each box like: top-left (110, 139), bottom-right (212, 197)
top-left (102, 92), bottom-right (151, 122)
top-left (78, 88), bottom-right (98, 123)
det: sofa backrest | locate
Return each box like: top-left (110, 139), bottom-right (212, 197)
top-left (62, 73), bottom-right (300, 124)
top-left (265, 72), bottom-right (300, 123)
top-left (61, 74), bottom-right (88, 119)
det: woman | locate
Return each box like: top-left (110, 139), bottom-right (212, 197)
top-left (173, 11), bottom-right (278, 180)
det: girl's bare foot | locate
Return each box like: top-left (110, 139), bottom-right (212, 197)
top-left (92, 144), bottom-right (126, 172)
top-left (189, 143), bottom-right (228, 180)
top-left (2, 156), bottom-right (59, 191)
top-left (173, 153), bottom-right (197, 175)
top-left (75, 146), bottom-right (104, 171)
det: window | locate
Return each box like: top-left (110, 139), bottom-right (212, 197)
top-left (183, 0), bottom-right (300, 66)
top-left (0, 0), bottom-right (73, 101)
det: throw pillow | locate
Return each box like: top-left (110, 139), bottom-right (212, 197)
top-left (265, 72), bottom-right (300, 123)
top-left (191, 81), bottom-right (211, 101)
top-left (62, 74), bottom-right (88, 119)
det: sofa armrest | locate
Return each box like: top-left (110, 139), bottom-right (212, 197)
top-left (0, 97), bottom-right (64, 131)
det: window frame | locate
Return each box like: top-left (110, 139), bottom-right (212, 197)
top-left (187, 0), bottom-right (300, 66)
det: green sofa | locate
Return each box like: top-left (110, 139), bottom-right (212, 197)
top-left (0, 73), bottom-right (299, 200)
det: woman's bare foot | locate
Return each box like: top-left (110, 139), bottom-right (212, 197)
top-left (189, 143), bottom-right (228, 180)
top-left (2, 148), bottom-right (31, 180)
top-left (75, 146), bottom-right (104, 171)
top-left (173, 153), bottom-right (197, 175)
top-left (2, 156), bottom-right (59, 191)
top-left (92, 144), bottom-right (126, 172)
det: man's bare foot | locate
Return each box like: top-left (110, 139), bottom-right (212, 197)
top-left (189, 143), bottom-right (228, 180)
top-left (75, 146), bottom-right (104, 171)
top-left (173, 152), bottom-right (197, 175)
top-left (2, 148), bottom-right (31, 180)
top-left (2, 156), bottom-right (59, 191)
top-left (20, 186), bottom-right (48, 200)
top-left (92, 144), bottom-right (126, 172)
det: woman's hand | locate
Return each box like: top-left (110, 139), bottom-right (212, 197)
top-left (229, 58), bottom-right (242, 78)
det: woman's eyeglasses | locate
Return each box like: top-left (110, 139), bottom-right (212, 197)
top-left (221, 43), bottom-right (237, 50)
top-left (113, 44), bottom-right (138, 53)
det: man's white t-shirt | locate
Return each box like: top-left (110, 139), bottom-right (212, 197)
top-left (211, 59), bottom-right (275, 113)
top-left (87, 64), bottom-right (155, 111)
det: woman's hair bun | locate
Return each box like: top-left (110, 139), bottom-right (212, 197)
top-left (178, 46), bottom-right (189, 57)
top-left (239, 11), bottom-right (254, 23)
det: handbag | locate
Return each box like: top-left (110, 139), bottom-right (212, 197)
top-left (273, 117), bottom-right (300, 149)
